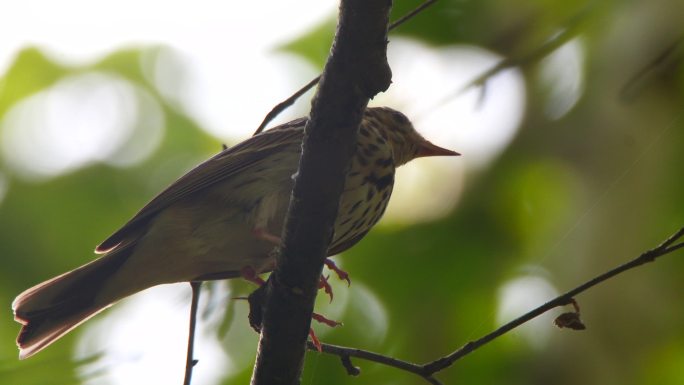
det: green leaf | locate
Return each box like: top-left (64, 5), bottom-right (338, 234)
top-left (277, 16), bottom-right (336, 69)
top-left (0, 48), bottom-right (68, 119)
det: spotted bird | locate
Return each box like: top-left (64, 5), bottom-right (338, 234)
top-left (12, 107), bottom-right (459, 358)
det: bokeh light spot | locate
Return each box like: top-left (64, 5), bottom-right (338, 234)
top-left (342, 282), bottom-right (389, 345)
top-left (383, 158), bottom-right (465, 224)
top-left (140, 46), bottom-right (193, 113)
top-left (0, 171), bottom-right (7, 205)
top-left (539, 37), bottom-right (585, 120)
top-left (76, 284), bottom-right (229, 385)
top-left (312, 269), bottom-right (388, 346)
top-left (1, 72), bottom-right (164, 180)
top-left (376, 39), bottom-right (526, 224)
top-left (104, 86), bottom-right (165, 168)
top-left (496, 269), bottom-right (559, 349)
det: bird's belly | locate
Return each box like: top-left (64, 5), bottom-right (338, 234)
top-left (110, 202), bottom-right (279, 291)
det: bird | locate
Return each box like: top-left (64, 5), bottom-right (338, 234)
top-left (12, 106), bottom-right (459, 359)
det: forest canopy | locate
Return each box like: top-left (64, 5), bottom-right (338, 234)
top-left (1, 1), bottom-right (683, 384)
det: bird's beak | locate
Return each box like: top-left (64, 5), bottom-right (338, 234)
top-left (416, 140), bottom-right (460, 158)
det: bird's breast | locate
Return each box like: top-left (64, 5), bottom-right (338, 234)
top-left (329, 143), bottom-right (395, 253)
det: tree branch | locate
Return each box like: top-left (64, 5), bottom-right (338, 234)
top-left (183, 281), bottom-right (202, 385)
top-left (302, 226), bottom-right (684, 383)
top-left (252, 0), bottom-right (437, 136)
top-left (249, 1), bottom-right (393, 384)
top-left (422, 5), bottom-right (592, 114)
top-left (619, 34), bottom-right (684, 102)
top-left (306, 341), bottom-right (444, 385)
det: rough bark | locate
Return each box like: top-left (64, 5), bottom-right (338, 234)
top-left (250, 1), bottom-right (392, 384)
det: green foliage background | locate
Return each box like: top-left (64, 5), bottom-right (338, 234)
top-left (2, 0), bottom-right (684, 384)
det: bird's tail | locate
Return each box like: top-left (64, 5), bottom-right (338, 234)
top-left (12, 245), bottom-right (133, 359)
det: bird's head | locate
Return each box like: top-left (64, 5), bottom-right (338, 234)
top-left (366, 107), bottom-right (460, 166)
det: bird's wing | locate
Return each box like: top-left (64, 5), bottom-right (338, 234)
top-left (96, 122), bottom-right (305, 253)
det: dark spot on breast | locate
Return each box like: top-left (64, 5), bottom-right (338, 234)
top-left (362, 147), bottom-right (374, 158)
top-left (375, 157), bottom-right (393, 167)
top-left (359, 126), bottom-right (370, 137)
top-left (357, 155), bottom-right (369, 166)
top-left (336, 226), bottom-right (355, 242)
top-left (348, 171), bottom-right (360, 177)
top-left (365, 173), bottom-right (394, 191)
top-left (362, 206), bottom-right (370, 217)
top-left (367, 143), bottom-right (380, 152)
top-left (382, 190), bottom-right (390, 200)
top-left (366, 188), bottom-right (375, 201)
top-left (348, 200), bottom-right (362, 214)
top-left (351, 219), bottom-right (363, 230)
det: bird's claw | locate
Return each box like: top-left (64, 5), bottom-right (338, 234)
top-left (309, 328), bottom-right (322, 352)
top-left (240, 266), bottom-right (265, 286)
top-left (318, 275), bottom-right (333, 303)
top-left (312, 312), bottom-right (342, 328)
top-left (324, 258), bottom-right (351, 286)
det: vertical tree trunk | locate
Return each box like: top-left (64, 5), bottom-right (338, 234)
top-left (249, 1), bottom-right (393, 384)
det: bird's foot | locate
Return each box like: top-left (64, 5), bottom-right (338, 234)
top-left (324, 258), bottom-right (351, 286)
top-left (309, 329), bottom-right (323, 352)
top-left (315, 259), bottom-right (352, 302)
top-left (318, 275), bottom-right (334, 303)
top-left (309, 312), bottom-right (342, 352)
top-left (312, 312), bottom-right (342, 327)
top-left (240, 266), bottom-right (265, 286)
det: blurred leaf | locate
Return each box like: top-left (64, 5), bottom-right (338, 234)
top-left (0, 48), bottom-right (67, 119)
top-left (278, 16), bottom-right (336, 68)
top-left (489, 159), bottom-right (581, 254)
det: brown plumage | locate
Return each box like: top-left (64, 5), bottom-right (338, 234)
top-left (12, 107), bottom-right (459, 359)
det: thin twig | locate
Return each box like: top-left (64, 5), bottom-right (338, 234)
top-left (252, 0), bottom-right (439, 136)
top-left (183, 281), bottom-right (202, 385)
top-left (423, 226), bottom-right (684, 374)
top-left (307, 341), bottom-right (443, 385)
top-left (435, 22), bottom-right (579, 110)
top-left (253, 77), bottom-right (320, 136)
top-left (306, 227), bottom-right (684, 381)
top-left (388, 0), bottom-right (437, 31)
top-left (419, 5), bottom-right (593, 118)
top-left (620, 34), bottom-right (684, 102)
